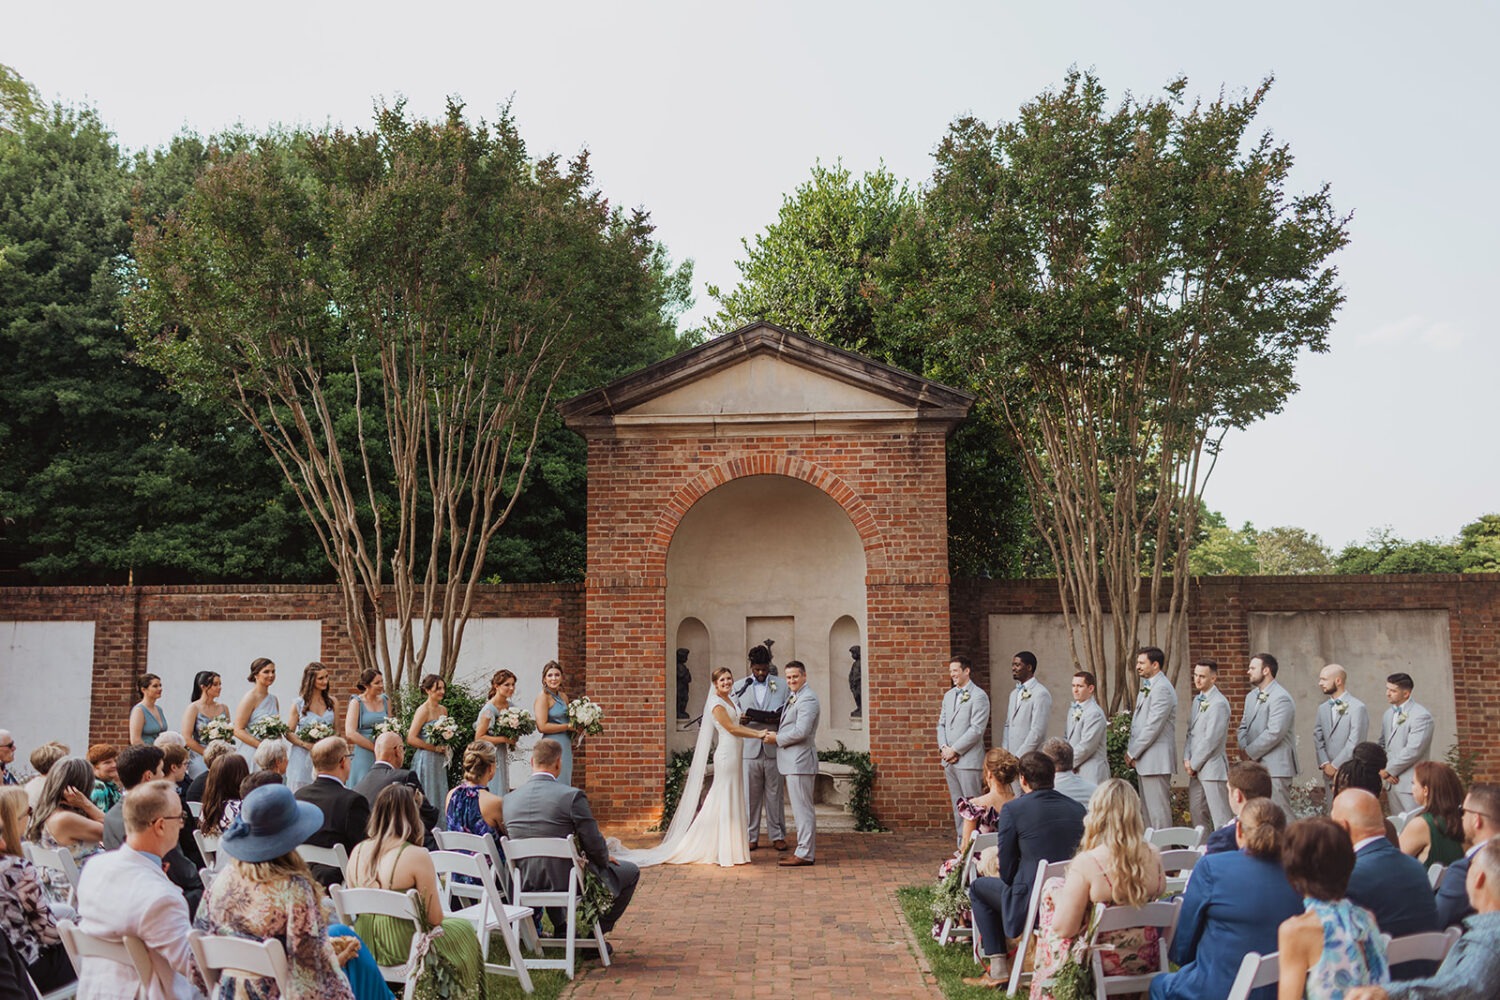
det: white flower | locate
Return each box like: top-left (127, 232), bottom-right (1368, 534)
top-left (1019, 689), bottom-right (1031, 702)
top-left (1257, 691), bottom-right (1269, 704)
top-left (960, 690), bottom-right (972, 704)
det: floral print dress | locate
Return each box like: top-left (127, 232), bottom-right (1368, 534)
top-left (1030, 868), bottom-right (1165, 1000)
top-left (1303, 897), bottom-right (1389, 999)
top-left (929, 796), bottom-right (1003, 940)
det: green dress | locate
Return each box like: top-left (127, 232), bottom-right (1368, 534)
top-left (351, 843), bottom-right (486, 1000)
top-left (1422, 812), bottom-right (1466, 866)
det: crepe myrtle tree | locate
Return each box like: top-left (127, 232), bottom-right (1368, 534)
top-left (129, 100), bottom-right (665, 689)
top-left (924, 71), bottom-right (1349, 710)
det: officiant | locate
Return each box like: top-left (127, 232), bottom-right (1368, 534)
top-left (735, 644), bottom-right (789, 852)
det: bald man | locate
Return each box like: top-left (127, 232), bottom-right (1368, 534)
top-left (1313, 665), bottom-right (1368, 802)
top-left (1332, 789), bottom-right (1440, 978)
top-left (352, 731), bottom-right (438, 845)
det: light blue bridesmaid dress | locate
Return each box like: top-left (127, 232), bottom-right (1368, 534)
top-left (349, 694), bottom-right (388, 786)
top-left (476, 701), bottom-right (510, 798)
top-left (546, 692), bottom-right (573, 786)
top-left (410, 709), bottom-right (450, 828)
top-left (238, 693), bottom-right (281, 769)
top-left (136, 702), bottom-right (168, 745)
top-left (189, 710), bottom-right (231, 778)
top-left (286, 697), bottom-right (336, 790)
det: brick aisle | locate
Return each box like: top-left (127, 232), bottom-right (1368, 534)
top-left (563, 831), bottom-right (952, 999)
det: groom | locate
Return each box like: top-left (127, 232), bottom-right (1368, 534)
top-left (763, 660), bottom-right (820, 867)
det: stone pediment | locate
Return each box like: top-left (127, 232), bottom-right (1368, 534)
top-left (560, 322), bottom-right (973, 437)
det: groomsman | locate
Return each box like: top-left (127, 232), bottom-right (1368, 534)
top-left (1237, 652), bottom-right (1299, 816)
top-left (1003, 651), bottom-right (1051, 758)
top-left (1065, 671), bottom-right (1109, 784)
top-left (937, 656), bottom-right (991, 841)
top-left (1313, 663), bottom-right (1369, 800)
top-left (735, 646), bottom-right (789, 851)
top-left (1126, 646), bottom-right (1177, 832)
top-left (1183, 658), bottom-right (1232, 831)
top-left (1380, 672), bottom-right (1435, 813)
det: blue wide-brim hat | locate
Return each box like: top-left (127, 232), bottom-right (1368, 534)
top-left (220, 784), bottom-right (326, 864)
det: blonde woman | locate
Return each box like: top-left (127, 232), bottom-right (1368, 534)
top-left (442, 742), bottom-right (505, 838)
top-left (1026, 779), bottom-right (1166, 999)
top-left (0, 787), bottom-right (74, 991)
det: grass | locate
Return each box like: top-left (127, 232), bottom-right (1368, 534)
top-left (478, 921), bottom-right (613, 999)
top-left (896, 885), bottom-right (1025, 1000)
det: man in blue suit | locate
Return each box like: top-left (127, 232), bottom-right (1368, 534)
top-left (1436, 784), bottom-right (1500, 928)
top-left (965, 751), bottom-right (1085, 987)
top-left (1332, 788), bottom-right (1440, 978)
top-left (1203, 760), bottom-right (1273, 854)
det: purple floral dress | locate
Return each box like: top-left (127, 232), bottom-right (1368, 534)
top-left (930, 796), bottom-right (1003, 940)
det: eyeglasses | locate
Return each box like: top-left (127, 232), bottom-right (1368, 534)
top-left (1463, 806), bottom-right (1494, 822)
top-left (344, 753), bottom-right (355, 760)
top-left (0, 742), bottom-right (14, 749)
top-left (158, 812), bottom-right (185, 824)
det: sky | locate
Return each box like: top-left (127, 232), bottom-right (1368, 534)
top-left (9, 2), bottom-right (1497, 550)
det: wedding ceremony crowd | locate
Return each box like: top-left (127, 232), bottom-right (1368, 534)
top-left (933, 648), bottom-right (1499, 998)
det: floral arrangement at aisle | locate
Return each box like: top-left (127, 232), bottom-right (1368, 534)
top-left (295, 718), bottom-right (336, 743)
top-left (199, 718), bottom-right (235, 744)
top-left (248, 715), bottom-right (290, 741)
top-left (567, 696), bottom-right (605, 736)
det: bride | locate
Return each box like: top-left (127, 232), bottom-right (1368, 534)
top-left (614, 666), bottom-right (765, 867)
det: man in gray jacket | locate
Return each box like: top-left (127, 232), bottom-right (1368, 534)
top-left (1314, 663), bottom-right (1369, 802)
top-left (765, 661), bottom-right (820, 867)
top-left (1126, 646), bottom-right (1178, 831)
top-left (1183, 658), bottom-right (1232, 831)
top-left (1237, 652), bottom-right (1299, 816)
top-left (1381, 672), bottom-right (1435, 813)
top-left (1003, 651), bottom-right (1051, 758)
top-left (1065, 671), bottom-right (1109, 784)
top-left (937, 655), bottom-right (991, 841)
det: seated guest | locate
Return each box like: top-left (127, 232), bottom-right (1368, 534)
top-left (346, 785), bottom-right (484, 1000)
top-left (1436, 784), bottom-right (1500, 928)
top-left (1398, 761), bottom-right (1466, 866)
top-left (156, 744), bottom-right (200, 868)
top-left (24, 743), bottom-right (68, 811)
top-left (444, 741), bottom-right (506, 838)
top-left (0, 731), bottom-right (17, 787)
top-left (238, 771), bottom-right (282, 796)
top-left (353, 732), bottom-right (438, 846)
top-left (965, 751), bottom-right (1086, 988)
top-left (1334, 742), bottom-right (1400, 845)
top-left (196, 753), bottom-right (249, 836)
top-left (293, 737), bottom-right (371, 888)
top-left (930, 748), bottom-right (1018, 942)
top-left (184, 741), bottom-right (235, 804)
top-left (1041, 738), bottom-right (1096, 808)
top-left (1278, 817), bottom-right (1389, 998)
top-left (75, 780), bottom-right (199, 1000)
top-left (199, 784), bottom-right (392, 1000)
top-left (1204, 760), bottom-right (1272, 854)
top-left (1332, 789), bottom-right (1440, 979)
top-left (100, 744), bottom-right (203, 918)
top-left (26, 757), bottom-right (106, 903)
top-left (0, 787), bottom-right (74, 993)
top-left (1150, 799), bottom-right (1303, 1000)
top-left (1348, 838), bottom-right (1500, 1000)
top-left (251, 738), bottom-right (290, 779)
top-left (1023, 779), bottom-right (1165, 999)
top-left (85, 745), bottom-right (122, 813)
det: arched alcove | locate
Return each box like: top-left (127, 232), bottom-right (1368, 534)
top-left (671, 617), bottom-right (710, 728)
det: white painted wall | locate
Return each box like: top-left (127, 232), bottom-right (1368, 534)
top-left (0, 621), bottom-right (96, 769)
top-left (146, 620), bottom-right (323, 731)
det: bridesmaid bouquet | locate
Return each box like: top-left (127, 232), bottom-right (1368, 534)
top-left (490, 707), bottom-right (537, 744)
top-left (199, 718), bottom-right (235, 744)
top-left (248, 716), bottom-right (290, 741)
top-left (296, 719), bottom-right (335, 743)
top-left (372, 718), bottom-right (405, 737)
top-left (567, 697), bottom-right (605, 736)
top-left (421, 716), bottom-right (463, 753)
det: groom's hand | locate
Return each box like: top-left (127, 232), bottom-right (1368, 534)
top-left (762, 732), bottom-right (777, 744)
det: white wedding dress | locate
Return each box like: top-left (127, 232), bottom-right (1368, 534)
top-left (613, 691), bottom-right (750, 868)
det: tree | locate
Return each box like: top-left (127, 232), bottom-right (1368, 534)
top-left (129, 101), bottom-right (669, 688)
top-left (1457, 514), bottom-right (1500, 573)
top-left (0, 63), bottom-right (39, 134)
top-left (923, 71), bottom-right (1349, 709)
top-left (1188, 511), bottom-right (1259, 576)
top-left (1254, 525), bottom-right (1332, 575)
top-left (1333, 527), bottom-right (1463, 575)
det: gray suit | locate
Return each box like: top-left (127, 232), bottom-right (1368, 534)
top-left (1065, 698), bottom-right (1109, 784)
top-left (937, 682), bottom-right (992, 838)
top-left (1003, 678), bottom-right (1051, 758)
top-left (1238, 680), bottom-right (1299, 815)
top-left (1381, 699), bottom-right (1435, 813)
top-left (1184, 687), bottom-right (1232, 830)
top-left (735, 674), bottom-right (789, 844)
top-left (776, 686), bottom-right (821, 861)
top-left (1127, 674), bottom-right (1178, 831)
top-left (1313, 693), bottom-right (1369, 800)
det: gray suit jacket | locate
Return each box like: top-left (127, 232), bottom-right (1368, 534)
top-left (938, 683), bottom-right (991, 770)
top-left (1003, 679), bottom-right (1051, 757)
top-left (1066, 698), bottom-right (1109, 784)
top-left (1313, 694), bottom-right (1369, 770)
top-left (1184, 687), bottom-right (1231, 780)
top-left (1238, 680), bottom-right (1299, 777)
top-left (735, 674), bottom-right (790, 760)
top-left (501, 772), bottom-right (619, 891)
top-left (776, 687), bottom-right (820, 775)
top-left (1127, 675), bottom-right (1177, 776)
top-left (1381, 699), bottom-right (1435, 791)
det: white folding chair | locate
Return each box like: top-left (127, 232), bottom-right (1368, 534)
top-left (937, 831), bottom-right (998, 946)
top-left (199, 867), bottom-right (218, 893)
top-left (188, 801), bottom-right (203, 819)
top-left (501, 835), bottom-right (610, 980)
top-left (430, 850), bottom-right (535, 993)
top-left (295, 842), bottom-right (350, 880)
top-left (56, 919), bottom-right (161, 998)
top-left (1389, 806), bottom-right (1422, 831)
top-left (189, 931), bottom-right (290, 997)
top-left (1159, 848), bottom-right (1202, 897)
top-left (1007, 858), bottom-right (1071, 995)
top-left (1144, 825), bottom-right (1205, 851)
top-left (328, 886), bottom-right (421, 1000)
top-left (1225, 951), bottom-right (1280, 1000)
top-left (1384, 927), bottom-right (1461, 967)
top-left (1428, 862), bottom-right (1446, 890)
top-left (24, 844), bottom-right (82, 908)
top-left (193, 830), bottom-right (221, 871)
top-left (433, 829), bottom-right (512, 901)
top-left (1083, 898), bottom-right (1180, 997)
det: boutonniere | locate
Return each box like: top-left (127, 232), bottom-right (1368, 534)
top-left (1257, 691), bottom-right (1269, 704)
top-left (768, 680), bottom-right (778, 692)
top-left (1018, 689), bottom-right (1030, 702)
top-left (1396, 710), bottom-right (1408, 725)
top-left (788, 694), bottom-right (797, 707)
top-left (1138, 680), bottom-right (1150, 697)
top-left (1334, 700), bottom-right (1347, 716)
top-left (1197, 696), bottom-right (1209, 713)
top-left (1071, 706), bottom-right (1083, 722)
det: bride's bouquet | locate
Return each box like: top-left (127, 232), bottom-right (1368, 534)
top-left (372, 718), bottom-right (405, 738)
top-left (567, 696), bottom-right (605, 736)
top-left (489, 707), bottom-right (537, 750)
top-left (420, 716), bottom-right (464, 755)
top-left (295, 719), bottom-right (336, 743)
top-left (199, 717), bottom-right (235, 744)
top-left (248, 716), bottom-right (290, 741)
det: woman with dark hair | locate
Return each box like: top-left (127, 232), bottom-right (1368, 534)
top-left (1334, 742), bottom-right (1400, 845)
top-left (1277, 817), bottom-right (1389, 999)
top-left (26, 757), bottom-right (106, 903)
top-left (1399, 760), bottom-right (1466, 865)
top-left (344, 668), bottom-right (388, 786)
top-left (0, 787), bottom-right (75, 992)
top-left (533, 661), bottom-right (574, 785)
top-left (180, 671), bottom-right (230, 779)
top-left (405, 674), bottom-right (450, 820)
top-left (232, 657), bottom-right (281, 768)
top-left (199, 754), bottom-right (251, 835)
top-left (1150, 800), bottom-right (1303, 1000)
top-left (474, 670), bottom-right (519, 797)
top-left (287, 663), bottom-right (336, 791)
top-left (128, 674), bottom-right (169, 746)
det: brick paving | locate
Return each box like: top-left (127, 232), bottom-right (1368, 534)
top-left (563, 831), bottom-right (952, 999)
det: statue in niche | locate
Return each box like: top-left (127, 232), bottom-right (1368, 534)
top-left (675, 647), bottom-right (692, 719)
top-left (755, 638), bottom-right (779, 676)
top-left (849, 644), bottom-right (862, 718)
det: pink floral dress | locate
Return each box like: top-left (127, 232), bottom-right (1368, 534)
top-left (1030, 869), bottom-right (1164, 1000)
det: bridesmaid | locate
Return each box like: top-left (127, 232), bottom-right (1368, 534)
top-left (128, 673), bottom-right (169, 745)
top-left (286, 662), bottom-right (335, 791)
top-left (533, 661), bottom-right (574, 786)
top-left (345, 669), bottom-right (387, 786)
top-left (474, 670), bottom-right (518, 797)
top-left (232, 658), bottom-right (281, 768)
top-left (405, 674), bottom-right (450, 827)
top-left (180, 671), bottom-right (230, 779)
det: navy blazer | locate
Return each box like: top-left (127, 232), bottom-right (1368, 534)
top-left (1150, 850), bottom-right (1303, 1000)
top-left (1436, 853), bottom-right (1475, 928)
top-left (1203, 819), bottom-right (1237, 855)
top-left (995, 787), bottom-right (1086, 938)
top-left (1348, 837), bottom-right (1441, 979)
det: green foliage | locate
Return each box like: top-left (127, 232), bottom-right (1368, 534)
top-left (393, 679), bottom-right (487, 787)
top-left (1106, 711), bottom-right (1139, 790)
top-left (0, 64), bottom-right (40, 133)
top-left (1458, 514), bottom-right (1500, 572)
top-left (1446, 741), bottom-right (1478, 789)
top-left (819, 743), bottom-right (886, 832)
top-left (653, 750), bottom-right (695, 831)
top-left (1333, 527), bottom-right (1464, 575)
top-left (930, 838), bottom-right (976, 923)
top-left (897, 884), bottom-right (1025, 998)
top-left (1189, 511), bottom-right (1260, 576)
